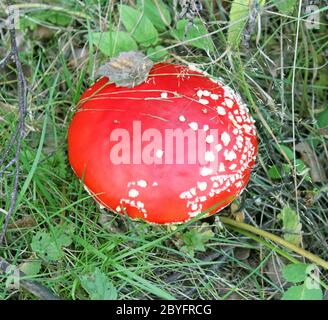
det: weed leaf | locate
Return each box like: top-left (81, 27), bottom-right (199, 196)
top-left (31, 225), bottom-right (74, 261)
top-left (91, 31), bottom-right (138, 57)
top-left (282, 284), bottom-right (323, 300)
top-left (273, 0), bottom-right (297, 15)
top-left (137, 0), bottom-right (171, 30)
top-left (80, 268), bottom-right (117, 300)
top-left (171, 18), bottom-right (214, 52)
top-left (120, 5), bottom-right (158, 46)
top-left (278, 206), bottom-right (302, 246)
top-left (227, 0), bottom-right (250, 49)
top-left (181, 225), bottom-right (214, 256)
top-left (282, 263), bottom-right (309, 283)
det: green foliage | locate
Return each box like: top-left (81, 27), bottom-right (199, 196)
top-left (91, 31), bottom-right (138, 57)
top-left (147, 45), bottom-right (168, 61)
top-left (181, 224), bottom-right (214, 256)
top-left (80, 268), bottom-right (117, 300)
top-left (282, 263), bottom-right (309, 283)
top-left (31, 224), bottom-right (75, 261)
top-left (267, 164), bottom-right (291, 179)
top-left (317, 107), bottom-right (328, 129)
top-left (119, 5), bottom-right (158, 46)
top-left (20, 260), bottom-right (42, 276)
top-left (171, 18), bottom-right (215, 52)
top-left (227, 0), bottom-right (250, 49)
top-left (275, 144), bottom-right (294, 160)
top-left (137, 0), bottom-right (171, 30)
top-left (273, 144), bottom-right (310, 181)
top-left (282, 263), bottom-right (323, 300)
top-left (273, 0), bottom-right (297, 15)
top-left (283, 284), bottom-right (323, 300)
top-left (278, 206), bottom-right (302, 246)
top-left (227, 0), bottom-right (266, 48)
top-left (20, 11), bottom-right (72, 29)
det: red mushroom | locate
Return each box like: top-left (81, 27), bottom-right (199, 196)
top-left (68, 62), bottom-right (257, 224)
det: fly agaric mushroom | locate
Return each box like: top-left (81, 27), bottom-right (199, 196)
top-left (68, 62), bottom-right (257, 224)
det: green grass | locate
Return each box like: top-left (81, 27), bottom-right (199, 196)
top-left (0, 0), bottom-right (327, 300)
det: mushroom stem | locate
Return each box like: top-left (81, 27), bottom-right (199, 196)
top-left (220, 217), bottom-right (328, 270)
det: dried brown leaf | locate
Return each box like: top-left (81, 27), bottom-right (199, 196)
top-left (97, 51), bottom-right (153, 88)
top-left (295, 142), bottom-right (327, 183)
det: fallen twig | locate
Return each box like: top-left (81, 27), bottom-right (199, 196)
top-left (220, 217), bottom-right (328, 270)
top-left (0, 3), bottom-right (60, 301)
top-left (0, 2), bottom-right (27, 244)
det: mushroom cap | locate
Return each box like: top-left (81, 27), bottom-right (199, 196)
top-left (68, 63), bottom-right (257, 224)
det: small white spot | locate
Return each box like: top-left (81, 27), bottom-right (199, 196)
top-left (202, 90), bottom-right (210, 96)
top-left (197, 181), bottom-right (207, 191)
top-left (216, 106), bottom-right (226, 115)
top-left (136, 201), bottom-right (144, 209)
top-left (221, 132), bottom-right (231, 146)
top-left (127, 181), bottom-right (136, 187)
top-left (236, 116), bottom-right (243, 123)
top-left (206, 135), bottom-right (214, 143)
top-left (215, 144), bottom-right (222, 152)
top-left (179, 115), bottom-right (186, 122)
top-left (202, 108), bottom-right (208, 114)
top-left (199, 196), bottom-right (207, 202)
top-left (200, 167), bottom-right (213, 176)
top-left (243, 124), bottom-right (252, 134)
top-left (197, 89), bottom-right (203, 98)
top-left (137, 180), bottom-right (147, 188)
top-left (224, 150), bottom-right (237, 161)
top-left (189, 64), bottom-right (198, 71)
top-left (205, 151), bottom-right (215, 162)
top-left (128, 189), bottom-right (139, 198)
top-left (210, 93), bottom-right (219, 100)
top-left (152, 182), bottom-right (158, 187)
top-left (156, 149), bottom-right (164, 158)
top-left (116, 206), bottom-right (121, 212)
top-left (229, 164), bottom-right (237, 170)
top-left (189, 122), bottom-right (198, 131)
top-left (199, 99), bottom-right (209, 105)
top-left (191, 204), bottom-right (198, 211)
top-left (213, 182), bottom-right (219, 188)
top-left (203, 124), bottom-right (209, 131)
top-left (219, 163), bottom-right (225, 172)
top-left (225, 98), bottom-right (234, 108)
top-left (236, 181), bottom-right (243, 188)
top-left (179, 192), bottom-right (186, 199)
top-left (161, 92), bottom-right (168, 98)
top-left (190, 187), bottom-right (197, 196)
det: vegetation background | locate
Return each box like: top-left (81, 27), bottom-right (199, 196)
top-left (0, 0), bottom-right (327, 300)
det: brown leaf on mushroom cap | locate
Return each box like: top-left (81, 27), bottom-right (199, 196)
top-left (97, 51), bottom-right (154, 88)
top-left (295, 142), bottom-right (327, 183)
